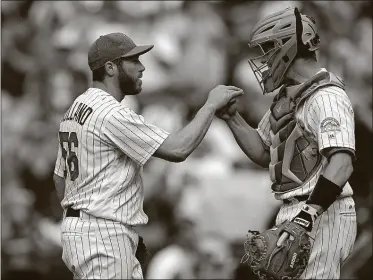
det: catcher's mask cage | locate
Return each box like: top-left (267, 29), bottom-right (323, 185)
top-left (247, 7), bottom-right (320, 94)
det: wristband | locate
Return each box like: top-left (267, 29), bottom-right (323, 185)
top-left (307, 175), bottom-right (342, 212)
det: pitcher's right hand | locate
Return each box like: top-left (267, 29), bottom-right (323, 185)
top-left (216, 98), bottom-right (238, 121)
top-left (206, 85), bottom-right (243, 111)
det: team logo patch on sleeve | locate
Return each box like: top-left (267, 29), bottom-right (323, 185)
top-left (320, 117), bottom-right (341, 133)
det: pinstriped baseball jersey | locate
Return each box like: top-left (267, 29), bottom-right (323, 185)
top-left (54, 87), bottom-right (170, 225)
top-left (256, 69), bottom-right (355, 201)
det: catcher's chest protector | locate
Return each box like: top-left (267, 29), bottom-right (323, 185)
top-left (268, 71), bottom-right (345, 193)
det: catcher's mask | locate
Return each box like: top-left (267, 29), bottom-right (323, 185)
top-left (247, 7), bottom-right (320, 94)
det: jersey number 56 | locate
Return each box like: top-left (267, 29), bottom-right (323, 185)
top-left (59, 131), bottom-right (79, 181)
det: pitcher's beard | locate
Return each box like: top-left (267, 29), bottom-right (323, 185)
top-left (119, 78), bottom-right (138, 95)
top-left (118, 67), bottom-right (140, 95)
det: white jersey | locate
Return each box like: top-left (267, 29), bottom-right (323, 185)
top-left (54, 88), bottom-right (170, 225)
top-left (256, 69), bottom-right (355, 201)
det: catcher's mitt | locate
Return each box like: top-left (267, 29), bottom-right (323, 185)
top-left (241, 221), bottom-right (311, 280)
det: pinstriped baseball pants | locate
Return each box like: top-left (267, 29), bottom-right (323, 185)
top-left (61, 211), bottom-right (143, 279)
top-left (275, 196), bottom-right (357, 279)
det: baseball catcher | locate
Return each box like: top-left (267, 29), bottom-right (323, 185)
top-left (216, 6), bottom-right (357, 280)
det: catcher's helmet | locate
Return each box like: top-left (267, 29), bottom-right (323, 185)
top-left (248, 7), bottom-right (320, 94)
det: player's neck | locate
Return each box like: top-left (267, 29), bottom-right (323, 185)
top-left (285, 59), bottom-right (320, 85)
top-left (92, 81), bottom-right (123, 102)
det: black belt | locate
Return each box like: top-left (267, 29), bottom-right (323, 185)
top-left (283, 195), bottom-right (309, 204)
top-left (66, 207), bottom-right (80, 217)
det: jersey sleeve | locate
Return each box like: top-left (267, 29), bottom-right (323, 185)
top-left (54, 135), bottom-right (66, 177)
top-left (306, 86), bottom-right (356, 159)
top-left (256, 109), bottom-right (272, 150)
top-left (104, 107), bottom-right (170, 166)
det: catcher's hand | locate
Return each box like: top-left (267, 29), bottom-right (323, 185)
top-left (277, 203), bottom-right (320, 248)
top-left (241, 221), bottom-right (311, 280)
top-left (136, 236), bottom-right (151, 272)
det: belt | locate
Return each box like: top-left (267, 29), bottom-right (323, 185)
top-left (66, 207), bottom-right (80, 217)
top-left (283, 195), bottom-right (309, 204)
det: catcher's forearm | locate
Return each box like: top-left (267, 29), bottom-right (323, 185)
top-left (227, 113), bottom-right (270, 168)
top-left (306, 152), bottom-right (353, 214)
top-left (292, 154), bottom-right (353, 230)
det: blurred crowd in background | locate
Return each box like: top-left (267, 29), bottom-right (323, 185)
top-left (1, 1), bottom-right (372, 279)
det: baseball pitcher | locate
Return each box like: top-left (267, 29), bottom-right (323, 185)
top-left (53, 32), bottom-right (243, 279)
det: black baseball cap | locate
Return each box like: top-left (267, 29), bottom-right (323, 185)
top-left (88, 32), bottom-right (154, 71)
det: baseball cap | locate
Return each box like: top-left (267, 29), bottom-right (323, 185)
top-left (88, 32), bottom-right (154, 71)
